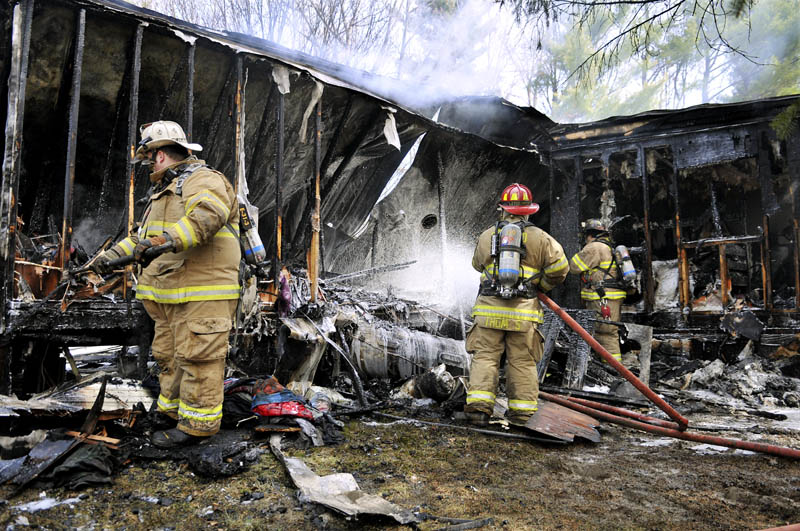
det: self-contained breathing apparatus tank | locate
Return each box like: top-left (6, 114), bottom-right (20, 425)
top-left (614, 245), bottom-right (637, 290)
top-left (496, 222), bottom-right (523, 299)
top-left (238, 201), bottom-right (267, 265)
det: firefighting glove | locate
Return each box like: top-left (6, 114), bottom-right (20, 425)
top-left (91, 253), bottom-right (114, 275)
top-left (133, 233), bottom-right (173, 268)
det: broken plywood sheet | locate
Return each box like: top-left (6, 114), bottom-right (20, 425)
top-left (40, 377), bottom-right (153, 416)
top-left (0, 396), bottom-right (83, 417)
top-left (524, 400), bottom-right (601, 443)
top-left (494, 397), bottom-right (601, 442)
top-left (269, 434), bottom-right (419, 525)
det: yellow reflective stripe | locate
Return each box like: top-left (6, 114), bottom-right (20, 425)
top-left (605, 291), bottom-right (627, 300)
top-left (471, 311), bottom-right (542, 322)
top-left (141, 221), bottom-right (175, 237)
top-left (472, 305), bottom-right (543, 323)
top-left (186, 190), bottom-right (230, 219)
top-left (157, 394), bottom-right (179, 411)
top-left (178, 401), bottom-right (222, 422)
top-left (580, 289), bottom-right (626, 301)
top-left (214, 224), bottom-right (239, 239)
top-left (571, 254), bottom-right (590, 272)
top-left (137, 284), bottom-right (241, 303)
top-left (545, 256), bottom-right (568, 273)
top-left (174, 217), bottom-right (198, 248)
top-left (118, 237), bottom-right (136, 256)
top-left (473, 305), bottom-right (541, 316)
top-left (508, 399), bottom-right (539, 412)
top-left (142, 221), bottom-right (169, 232)
top-left (466, 390), bottom-right (496, 404)
top-left (539, 278), bottom-right (553, 291)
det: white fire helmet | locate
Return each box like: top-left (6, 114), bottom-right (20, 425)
top-left (133, 121), bottom-right (202, 163)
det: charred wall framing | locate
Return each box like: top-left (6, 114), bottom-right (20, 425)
top-left (1, 0), bottom-right (797, 394)
top-left (0, 0), bottom-right (482, 358)
top-left (1, 0), bottom-right (34, 335)
top-left (549, 99), bottom-right (800, 322)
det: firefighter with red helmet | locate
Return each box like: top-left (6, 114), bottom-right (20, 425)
top-left (463, 183), bottom-right (568, 426)
top-left (569, 218), bottom-right (626, 362)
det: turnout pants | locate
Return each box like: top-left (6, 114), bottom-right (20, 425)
top-left (143, 299), bottom-right (237, 436)
top-left (464, 325), bottom-right (543, 422)
top-left (584, 298), bottom-right (622, 361)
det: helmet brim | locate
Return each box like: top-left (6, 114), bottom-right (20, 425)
top-left (133, 139), bottom-right (203, 162)
top-left (500, 203), bottom-right (539, 215)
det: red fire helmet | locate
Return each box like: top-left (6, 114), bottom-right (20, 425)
top-left (499, 183), bottom-right (539, 215)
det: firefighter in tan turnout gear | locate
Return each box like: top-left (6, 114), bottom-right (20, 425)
top-left (463, 183), bottom-right (568, 426)
top-left (569, 219), bottom-right (626, 362)
top-left (95, 121), bottom-right (241, 448)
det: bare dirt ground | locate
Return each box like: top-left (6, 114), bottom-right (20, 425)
top-left (2, 406), bottom-right (799, 530)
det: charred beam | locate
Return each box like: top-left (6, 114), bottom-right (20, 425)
top-left (719, 244), bottom-right (729, 307)
top-left (308, 99), bottom-right (322, 302)
top-left (761, 215), bottom-right (772, 309)
top-left (233, 54), bottom-right (243, 196)
top-left (59, 8), bottom-right (86, 269)
top-left (274, 90), bottom-right (284, 287)
top-left (789, 137), bottom-right (800, 309)
top-left (670, 152), bottom-right (690, 313)
top-left (297, 94), bottom-right (352, 251)
top-left (682, 234), bottom-right (763, 248)
top-left (757, 130), bottom-right (776, 309)
top-left (794, 183), bottom-right (800, 310)
top-left (639, 144), bottom-right (654, 312)
top-left (1, 0), bottom-right (34, 336)
top-left (709, 179), bottom-right (723, 237)
top-left (185, 43), bottom-right (195, 139)
top-left (124, 24), bottom-right (143, 303)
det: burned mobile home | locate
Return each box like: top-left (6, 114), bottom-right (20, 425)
top-left (1, 0), bottom-right (800, 403)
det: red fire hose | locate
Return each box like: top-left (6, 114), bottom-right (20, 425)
top-left (541, 391), bottom-right (800, 460)
top-left (567, 396), bottom-right (683, 430)
top-left (537, 292), bottom-right (690, 430)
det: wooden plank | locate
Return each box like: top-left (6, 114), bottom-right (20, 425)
top-left (64, 431), bottom-right (121, 445)
top-left (254, 424), bottom-right (301, 433)
top-left (523, 399), bottom-right (601, 443)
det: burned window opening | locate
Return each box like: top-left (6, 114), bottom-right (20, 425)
top-left (420, 214), bottom-right (437, 229)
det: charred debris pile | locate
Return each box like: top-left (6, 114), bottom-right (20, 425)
top-left (2, 0), bottom-right (800, 521)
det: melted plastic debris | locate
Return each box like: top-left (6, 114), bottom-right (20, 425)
top-left (12, 492), bottom-right (82, 513)
top-left (690, 444), bottom-right (732, 455)
top-left (638, 438), bottom-right (675, 447)
top-left (582, 385), bottom-right (611, 394)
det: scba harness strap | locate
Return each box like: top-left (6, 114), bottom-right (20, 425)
top-left (173, 162), bottom-right (207, 197)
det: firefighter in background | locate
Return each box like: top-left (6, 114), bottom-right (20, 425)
top-left (463, 183), bottom-right (568, 426)
top-left (95, 121), bottom-right (241, 448)
top-left (569, 219), bottom-right (626, 362)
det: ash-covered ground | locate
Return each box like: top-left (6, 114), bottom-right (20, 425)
top-left (2, 393), bottom-right (799, 530)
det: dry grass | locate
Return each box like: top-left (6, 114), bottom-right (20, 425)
top-left (2, 416), bottom-right (800, 530)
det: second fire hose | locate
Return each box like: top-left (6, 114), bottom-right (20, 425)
top-left (536, 291), bottom-right (690, 430)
